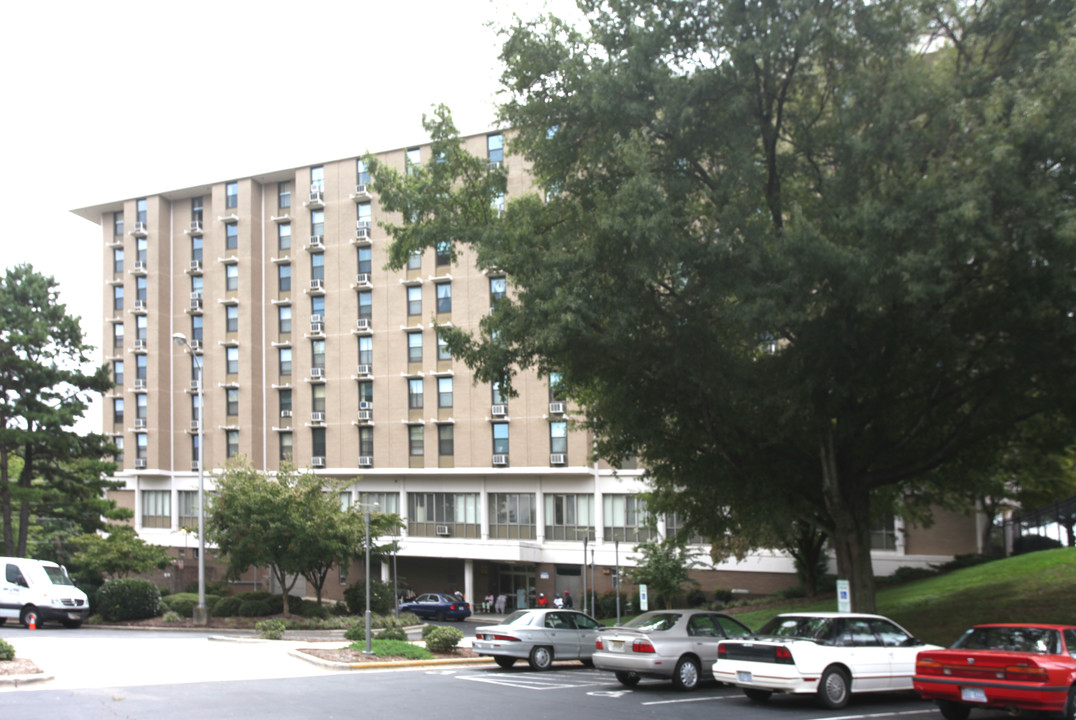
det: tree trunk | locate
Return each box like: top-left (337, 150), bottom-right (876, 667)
top-left (16, 443), bottom-right (33, 557)
top-left (819, 427), bottom-right (877, 613)
top-left (1, 445), bottom-right (13, 555)
top-left (272, 565), bottom-right (299, 615)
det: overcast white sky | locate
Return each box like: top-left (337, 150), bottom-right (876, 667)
top-left (0, 0), bottom-right (580, 433)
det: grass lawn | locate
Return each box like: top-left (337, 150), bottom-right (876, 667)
top-left (726, 547), bottom-right (1075, 646)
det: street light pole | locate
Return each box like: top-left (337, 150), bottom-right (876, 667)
top-left (172, 333), bottom-right (207, 626)
top-left (364, 508), bottom-right (372, 655)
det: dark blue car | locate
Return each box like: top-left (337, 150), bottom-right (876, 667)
top-left (399, 593), bottom-right (472, 621)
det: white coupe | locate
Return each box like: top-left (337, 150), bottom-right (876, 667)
top-left (715, 612), bottom-right (938, 709)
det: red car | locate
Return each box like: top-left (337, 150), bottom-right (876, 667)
top-left (914, 623), bottom-right (1076, 720)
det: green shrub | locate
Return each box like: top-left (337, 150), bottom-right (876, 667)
top-left (424, 625), bottom-right (464, 652)
top-left (256, 619), bottom-right (286, 639)
top-left (686, 587), bottom-right (707, 608)
top-left (162, 610), bottom-right (181, 623)
top-left (213, 596), bottom-right (242, 617)
top-left (350, 639), bottom-right (432, 660)
top-left (298, 602), bottom-right (331, 620)
top-left (421, 623), bottom-right (437, 639)
top-left (0, 638), bottom-right (14, 662)
top-left (343, 579), bottom-right (396, 615)
top-left (162, 592), bottom-right (221, 617)
top-left (377, 626), bottom-right (409, 642)
top-left (96, 578), bottom-right (162, 621)
top-left (397, 611), bottom-right (420, 626)
top-left (713, 588), bottom-right (734, 605)
top-left (344, 623), bottom-right (366, 642)
top-left (237, 599), bottom-right (273, 617)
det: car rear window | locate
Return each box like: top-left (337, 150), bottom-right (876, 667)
top-left (759, 616), bottom-right (836, 641)
top-left (953, 627), bottom-right (1061, 654)
top-left (502, 611), bottom-right (537, 626)
top-left (625, 613), bottom-right (681, 631)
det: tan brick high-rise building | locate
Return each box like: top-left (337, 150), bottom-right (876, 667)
top-left (74, 131), bottom-right (979, 609)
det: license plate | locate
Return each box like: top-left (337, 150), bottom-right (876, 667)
top-left (737, 671), bottom-right (753, 683)
top-left (961, 687), bottom-right (987, 703)
top-left (611, 640), bottom-right (624, 652)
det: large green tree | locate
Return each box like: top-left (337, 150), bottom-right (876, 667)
top-left (0, 264), bottom-right (122, 557)
top-left (369, 0), bottom-right (1076, 611)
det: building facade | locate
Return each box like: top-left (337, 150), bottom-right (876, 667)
top-left (74, 131), bottom-right (980, 610)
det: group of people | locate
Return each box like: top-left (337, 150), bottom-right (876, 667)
top-left (536, 591), bottom-right (573, 609)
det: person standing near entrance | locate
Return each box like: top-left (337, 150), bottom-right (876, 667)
top-left (495, 592), bottom-right (507, 614)
top-left (563, 590), bottom-right (573, 609)
top-left (537, 592), bottom-right (548, 608)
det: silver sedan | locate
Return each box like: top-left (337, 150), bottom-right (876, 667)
top-left (593, 610), bottom-right (754, 691)
top-left (473, 608), bottom-right (603, 670)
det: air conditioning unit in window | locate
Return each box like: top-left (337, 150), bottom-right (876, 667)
top-left (356, 364), bottom-right (372, 376)
top-left (190, 298), bottom-right (202, 310)
top-left (189, 259), bottom-right (202, 271)
top-left (358, 401), bottom-right (373, 411)
top-left (354, 184), bottom-right (371, 198)
top-left (311, 412), bottom-right (325, 422)
top-left (133, 261), bottom-right (147, 272)
top-left (357, 410), bottom-right (372, 421)
top-left (311, 456), bottom-right (325, 468)
top-left (134, 338), bottom-right (146, 349)
top-left (355, 227), bottom-right (370, 240)
top-left (280, 409), bottom-right (292, 418)
top-left (310, 313), bottom-right (323, 323)
top-left (189, 220), bottom-right (202, 233)
top-left (548, 402), bottom-right (566, 415)
top-left (491, 404), bottom-right (507, 417)
top-left (134, 418), bottom-right (146, 428)
top-left (310, 278), bottom-right (323, 290)
top-left (309, 187), bottom-right (323, 202)
top-left (356, 220), bottom-right (372, 231)
top-left (435, 525), bottom-right (451, 536)
top-left (310, 367), bottom-right (324, 378)
top-left (550, 453), bottom-right (567, 465)
top-left (133, 221), bottom-right (148, 234)
top-left (190, 291), bottom-right (203, 300)
top-left (309, 322), bottom-right (323, 334)
top-left (134, 458), bottom-right (147, 469)
top-left (191, 460), bottom-right (201, 471)
top-left (134, 378), bottom-right (146, 389)
top-left (358, 455), bottom-right (373, 467)
top-left (309, 235), bottom-right (324, 248)
top-left (189, 339), bottom-right (202, 350)
top-left (356, 318), bottom-right (371, 331)
top-left (355, 273), bottom-right (371, 285)
top-left (190, 420), bottom-right (200, 430)
top-left (492, 454), bottom-right (508, 466)
top-left (134, 299), bottom-right (146, 310)
top-left (189, 380), bottom-right (200, 391)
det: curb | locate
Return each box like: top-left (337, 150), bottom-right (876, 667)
top-left (0, 673), bottom-right (55, 688)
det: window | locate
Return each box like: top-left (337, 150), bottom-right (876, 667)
top-left (178, 491), bottom-right (198, 531)
top-left (409, 425), bottom-right (424, 456)
top-left (357, 202), bottom-right (372, 225)
top-left (191, 196), bottom-right (203, 224)
top-left (137, 237), bottom-right (147, 264)
top-left (358, 290), bottom-right (372, 319)
top-left (278, 263), bottom-right (291, 292)
top-left (405, 148), bottom-right (420, 175)
top-left (135, 276), bottom-right (147, 303)
top-left (225, 222), bottom-right (238, 250)
top-left (407, 250), bottom-right (421, 270)
top-left (407, 286), bottom-right (421, 316)
top-left (358, 336), bottom-right (372, 365)
top-left (113, 436), bottom-right (124, 463)
top-left (437, 332), bottom-right (451, 361)
top-left (359, 426), bottom-right (374, 457)
top-left (310, 166), bottom-right (324, 192)
top-left (278, 223), bottom-right (291, 251)
top-left (112, 398), bottom-right (124, 424)
top-left (136, 354), bottom-right (147, 380)
top-left (359, 491), bottom-right (399, 516)
top-left (142, 490), bottom-right (170, 529)
top-left (356, 159), bottom-right (370, 185)
top-left (192, 428), bottom-right (200, 466)
top-left (311, 252), bottom-right (324, 281)
top-left (191, 315), bottom-right (203, 341)
top-left (136, 198), bottom-right (147, 224)
top-left (113, 248), bottom-right (124, 273)
top-left (279, 431), bottom-right (293, 461)
top-left (665, 512), bottom-right (706, 544)
top-left (226, 347), bottom-right (239, 375)
top-left (603, 494), bottom-right (656, 542)
top-left (113, 285), bottom-right (124, 311)
top-left (113, 212), bottom-right (124, 237)
top-left (312, 426), bottom-right (326, 457)
top-left (492, 382), bottom-right (506, 406)
top-left (191, 236), bottom-right (203, 262)
top-left (191, 394), bottom-right (201, 424)
top-left (435, 282), bottom-right (451, 313)
top-left (226, 430), bottom-right (239, 458)
top-left (278, 305), bottom-right (291, 334)
top-left (311, 210), bottom-right (324, 237)
top-left (311, 339), bottom-right (326, 369)
top-left (357, 246), bottom-right (372, 274)
top-left (438, 377), bottom-right (453, 408)
top-left (136, 393), bottom-right (147, 422)
top-left (408, 378), bottom-right (423, 409)
top-left (435, 240), bottom-right (451, 268)
top-left (225, 263), bottom-right (238, 292)
top-left (488, 133), bottom-right (504, 164)
top-left (112, 360), bottom-right (124, 385)
top-left (490, 276), bottom-right (507, 306)
top-left (279, 388), bottom-right (292, 414)
top-left (191, 274), bottom-right (203, 295)
top-left (871, 515), bottom-right (899, 551)
top-left (135, 432), bottom-right (147, 462)
top-left (544, 494), bottom-right (594, 541)
top-left (407, 492), bottom-right (479, 538)
top-left (226, 304), bottom-right (238, 332)
top-left (492, 422), bottom-right (509, 455)
top-left (136, 315), bottom-right (147, 341)
top-left (278, 181), bottom-right (291, 210)
top-left (226, 181), bottom-right (238, 209)
top-left (226, 387), bottom-right (239, 416)
top-left (358, 381), bottom-right (373, 404)
top-left (489, 493), bottom-right (536, 540)
top-left (550, 421), bottom-right (567, 454)
top-left (279, 347), bottom-right (292, 375)
top-left (407, 332), bottom-right (422, 363)
top-left (438, 424), bottom-right (454, 456)
top-left (549, 372), bottom-right (565, 401)
top-left (312, 384), bottom-right (326, 413)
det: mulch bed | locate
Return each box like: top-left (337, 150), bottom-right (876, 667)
top-left (0, 659), bottom-right (43, 676)
top-left (299, 646), bottom-right (480, 664)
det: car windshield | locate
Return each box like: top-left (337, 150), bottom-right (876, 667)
top-left (953, 627), bottom-right (1062, 654)
top-left (42, 565), bottom-right (75, 586)
top-left (501, 611), bottom-right (538, 626)
top-left (624, 613), bottom-right (681, 632)
top-left (758, 616), bottom-right (836, 641)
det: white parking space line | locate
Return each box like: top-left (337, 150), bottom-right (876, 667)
top-left (460, 670), bottom-right (610, 691)
top-left (805, 710), bottom-right (937, 720)
top-left (642, 695), bottom-right (737, 706)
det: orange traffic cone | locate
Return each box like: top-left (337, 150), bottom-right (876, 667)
top-left (28, 615), bottom-right (36, 630)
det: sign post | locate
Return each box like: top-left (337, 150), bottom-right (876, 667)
top-left (836, 579), bottom-right (851, 613)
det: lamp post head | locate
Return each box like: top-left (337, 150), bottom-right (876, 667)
top-left (172, 332), bottom-right (188, 347)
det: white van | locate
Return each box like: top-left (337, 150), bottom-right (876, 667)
top-left (0, 557), bottom-right (90, 628)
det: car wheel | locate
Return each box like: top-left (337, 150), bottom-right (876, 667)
top-left (744, 689), bottom-right (773, 703)
top-left (529, 646), bottom-right (554, 671)
top-left (615, 671), bottom-right (641, 687)
top-left (672, 656), bottom-right (701, 691)
top-left (19, 606), bottom-right (40, 629)
top-left (494, 656), bottom-right (516, 669)
top-left (936, 700), bottom-right (971, 720)
top-left (817, 666), bottom-right (851, 709)
top-left (1063, 687), bottom-right (1076, 720)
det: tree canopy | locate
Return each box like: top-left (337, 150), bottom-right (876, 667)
top-left (369, 0), bottom-right (1076, 611)
top-left (0, 264), bottom-right (123, 558)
